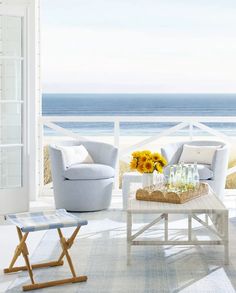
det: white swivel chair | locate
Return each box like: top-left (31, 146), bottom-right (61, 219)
top-left (49, 140), bottom-right (118, 212)
top-left (161, 140), bottom-right (229, 200)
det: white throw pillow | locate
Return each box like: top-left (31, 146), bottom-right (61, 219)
top-left (57, 145), bottom-right (94, 167)
top-left (179, 144), bottom-right (220, 165)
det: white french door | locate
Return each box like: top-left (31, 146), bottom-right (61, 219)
top-left (0, 6), bottom-right (29, 214)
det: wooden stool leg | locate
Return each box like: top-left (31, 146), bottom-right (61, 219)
top-left (17, 228), bottom-right (35, 284)
top-left (5, 225), bottom-right (87, 291)
top-left (7, 229), bottom-right (29, 271)
top-left (57, 228), bottom-right (77, 277)
top-left (4, 228), bottom-right (35, 284)
top-left (64, 246), bottom-right (76, 277)
top-left (22, 254), bottom-right (35, 284)
top-left (57, 226), bottom-right (80, 263)
top-left (4, 260), bottom-right (64, 274)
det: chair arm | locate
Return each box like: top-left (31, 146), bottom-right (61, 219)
top-left (49, 146), bottom-right (67, 178)
top-left (211, 147), bottom-right (229, 181)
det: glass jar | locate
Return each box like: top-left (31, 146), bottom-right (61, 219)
top-left (142, 173), bottom-right (154, 190)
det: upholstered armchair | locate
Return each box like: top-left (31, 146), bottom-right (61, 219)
top-left (161, 140), bottom-right (229, 199)
top-left (49, 140), bottom-right (118, 211)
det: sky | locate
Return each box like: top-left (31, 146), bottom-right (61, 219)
top-left (41, 0), bottom-right (236, 93)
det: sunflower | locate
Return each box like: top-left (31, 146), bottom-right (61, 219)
top-left (129, 158), bottom-right (138, 170)
top-left (143, 160), bottom-right (154, 173)
top-left (159, 157), bottom-right (167, 167)
top-left (139, 154), bottom-right (148, 163)
top-left (129, 149), bottom-right (168, 174)
top-left (137, 163), bottom-right (144, 173)
top-left (156, 163), bottom-right (163, 173)
top-left (152, 152), bottom-right (162, 162)
top-left (132, 151), bottom-right (141, 158)
top-left (142, 150), bottom-right (152, 157)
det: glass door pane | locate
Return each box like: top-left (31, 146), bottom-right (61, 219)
top-left (0, 102), bottom-right (22, 144)
top-left (0, 146), bottom-right (22, 188)
top-left (0, 59), bottom-right (22, 100)
top-left (0, 14), bottom-right (23, 189)
top-left (0, 6), bottom-right (29, 214)
top-left (0, 15), bottom-right (22, 57)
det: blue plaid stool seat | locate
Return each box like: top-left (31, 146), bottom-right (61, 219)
top-left (4, 209), bottom-right (88, 291)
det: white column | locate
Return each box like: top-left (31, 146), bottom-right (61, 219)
top-left (28, 0), bottom-right (40, 200)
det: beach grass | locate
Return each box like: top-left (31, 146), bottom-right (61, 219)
top-left (44, 145), bottom-right (236, 189)
top-left (226, 159), bottom-right (236, 189)
top-left (44, 146), bottom-right (52, 185)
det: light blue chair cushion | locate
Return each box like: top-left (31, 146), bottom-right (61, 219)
top-left (63, 163), bottom-right (115, 180)
top-left (164, 164), bottom-right (214, 180)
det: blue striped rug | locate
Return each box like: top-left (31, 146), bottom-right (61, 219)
top-left (7, 210), bottom-right (236, 292)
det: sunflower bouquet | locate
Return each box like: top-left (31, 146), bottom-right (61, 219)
top-left (130, 150), bottom-right (167, 174)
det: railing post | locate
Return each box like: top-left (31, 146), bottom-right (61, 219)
top-left (114, 120), bottom-right (120, 192)
top-left (189, 122), bottom-right (193, 141)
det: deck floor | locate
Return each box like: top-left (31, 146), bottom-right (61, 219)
top-left (0, 193), bottom-right (236, 292)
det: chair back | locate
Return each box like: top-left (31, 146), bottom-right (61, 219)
top-left (49, 140), bottom-right (118, 168)
top-left (161, 140), bottom-right (227, 165)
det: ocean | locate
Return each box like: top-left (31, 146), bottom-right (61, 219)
top-left (42, 93), bottom-right (236, 136)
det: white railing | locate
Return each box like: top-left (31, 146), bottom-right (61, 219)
top-left (39, 116), bottom-right (236, 193)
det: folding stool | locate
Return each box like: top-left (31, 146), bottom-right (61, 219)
top-left (4, 209), bottom-right (87, 291)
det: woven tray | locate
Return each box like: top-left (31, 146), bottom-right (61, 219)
top-left (136, 182), bottom-right (209, 204)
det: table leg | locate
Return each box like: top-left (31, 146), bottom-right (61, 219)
top-left (122, 178), bottom-right (129, 210)
top-left (205, 214), bottom-right (209, 225)
top-left (164, 214), bottom-right (168, 241)
top-left (127, 212), bottom-right (132, 265)
top-left (188, 215), bottom-right (192, 241)
top-left (224, 212), bottom-right (229, 265)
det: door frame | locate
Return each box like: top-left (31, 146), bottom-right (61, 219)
top-left (0, 0), bottom-right (37, 215)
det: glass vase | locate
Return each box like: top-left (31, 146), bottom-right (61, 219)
top-left (142, 173), bottom-right (153, 190)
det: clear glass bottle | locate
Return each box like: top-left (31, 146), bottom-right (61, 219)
top-left (169, 166), bottom-right (175, 190)
top-left (175, 164), bottom-right (182, 189)
top-left (193, 162), bottom-right (200, 188)
top-left (187, 164), bottom-right (193, 189)
top-left (181, 165), bottom-right (187, 191)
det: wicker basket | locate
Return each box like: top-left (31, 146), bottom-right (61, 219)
top-left (136, 182), bottom-right (209, 204)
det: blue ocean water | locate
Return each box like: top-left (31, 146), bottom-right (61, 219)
top-left (42, 93), bottom-right (236, 136)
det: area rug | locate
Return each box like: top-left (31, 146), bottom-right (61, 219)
top-left (6, 210), bottom-right (236, 292)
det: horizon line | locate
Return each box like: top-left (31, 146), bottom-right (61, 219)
top-left (42, 92), bottom-right (236, 95)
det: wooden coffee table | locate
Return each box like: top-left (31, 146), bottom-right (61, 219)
top-left (127, 187), bottom-right (229, 265)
